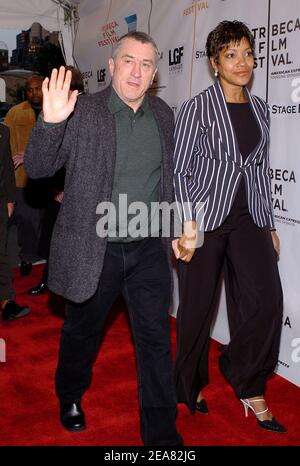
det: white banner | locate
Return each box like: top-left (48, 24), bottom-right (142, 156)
top-left (73, 0), bottom-right (300, 387)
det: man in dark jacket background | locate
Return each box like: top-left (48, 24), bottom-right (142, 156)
top-left (0, 123), bottom-right (30, 320)
top-left (25, 32), bottom-right (182, 446)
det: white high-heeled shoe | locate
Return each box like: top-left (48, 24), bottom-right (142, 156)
top-left (241, 398), bottom-right (268, 417)
top-left (240, 398), bottom-right (287, 433)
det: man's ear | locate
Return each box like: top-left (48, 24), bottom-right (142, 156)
top-left (151, 68), bottom-right (157, 85)
top-left (108, 58), bottom-right (115, 77)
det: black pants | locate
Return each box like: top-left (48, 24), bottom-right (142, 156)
top-left (55, 238), bottom-right (181, 446)
top-left (12, 187), bottom-right (43, 262)
top-left (0, 204), bottom-right (15, 302)
top-left (175, 210), bottom-right (283, 410)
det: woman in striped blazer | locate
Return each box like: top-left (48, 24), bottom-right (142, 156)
top-left (173, 21), bottom-right (286, 433)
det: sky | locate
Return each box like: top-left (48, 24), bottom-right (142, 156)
top-left (0, 29), bottom-right (19, 59)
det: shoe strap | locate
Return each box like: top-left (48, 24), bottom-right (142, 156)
top-left (244, 398), bottom-right (269, 415)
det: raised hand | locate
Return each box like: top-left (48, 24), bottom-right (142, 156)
top-left (42, 66), bottom-right (79, 123)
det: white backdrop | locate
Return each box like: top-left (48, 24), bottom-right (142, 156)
top-left (71, 0), bottom-right (300, 387)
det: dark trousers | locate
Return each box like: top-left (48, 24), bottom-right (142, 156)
top-left (12, 187), bottom-right (43, 262)
top-left (175, 210), bottom-right (283, 409)
top-left (0, 204), bottom-right (15, 302)
top-left (55, 238), bottom-right (181, 446)
top-left (37, 200), bottom-right (61, 286)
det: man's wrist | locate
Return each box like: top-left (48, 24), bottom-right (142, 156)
top-left (43, 120), bottom-right (65, 127)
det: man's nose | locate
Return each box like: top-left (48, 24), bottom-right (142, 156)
top-left (132, 62), bottom-right (142, 77)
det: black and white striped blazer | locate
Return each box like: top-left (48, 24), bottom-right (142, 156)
top-left (174, 80), bottom-right (275, 231)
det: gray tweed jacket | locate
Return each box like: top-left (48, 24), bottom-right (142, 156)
top-left (24, 86), bottom-right (175, 303)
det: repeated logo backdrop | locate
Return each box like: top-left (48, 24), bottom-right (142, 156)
top-left (73, 0), bottom-right (300, 387)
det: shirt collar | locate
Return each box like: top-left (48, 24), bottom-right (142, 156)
top-left (108, 85), bottom-right (149, 116)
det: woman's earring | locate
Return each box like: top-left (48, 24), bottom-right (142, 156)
top-left (214, 69), bottom-right (218, 77)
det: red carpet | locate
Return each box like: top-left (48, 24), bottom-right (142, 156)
top-left (0, 264), bottom-right (299, 446)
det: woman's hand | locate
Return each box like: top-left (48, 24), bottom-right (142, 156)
top-left (271, 230), bottom-right (280, 257)
top-left (175, 221), bottom-right (198, 263)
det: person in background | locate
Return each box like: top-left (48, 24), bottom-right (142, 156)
top-left (24, 32), bottom-right (182, 446)
top-left (4, 75), bottom-right (44, 277)
top-left (28, 66), bottom-right (84, 296)
top-left (0, 123), bottom-right (30, 320)
top-left (173, 20), bottom-right (286, 433)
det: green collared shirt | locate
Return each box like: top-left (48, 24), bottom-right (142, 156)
top-left (107, 87), bottom-right (162, 242)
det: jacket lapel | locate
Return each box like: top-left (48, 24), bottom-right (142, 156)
top-left (149, 98), bottom-right (172, 202)
top-left (208, 81), bottom-right (242, 165)
top-left (94, 87), bottom-right (117, 195)
top-left (208, 81), bottom-right (266, 167)
top-left (243, 87), bottom-right (266, 166)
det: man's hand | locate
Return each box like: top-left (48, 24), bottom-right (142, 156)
top-left (7, 202), bottom-right (14, 218)
top-left (172, 239), bottom-right (181, 259)
top-left (43, 66), bottom-right (78, 123)
top-left (12, 152), bottom-right (24, 169)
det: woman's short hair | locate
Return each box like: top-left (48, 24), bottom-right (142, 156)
top-left (206, 20), bottom-right (255, 63)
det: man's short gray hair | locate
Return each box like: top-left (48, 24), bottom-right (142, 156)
top-left (112, 31), bottom-right (159, 65)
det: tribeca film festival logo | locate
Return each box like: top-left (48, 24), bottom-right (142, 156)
top-left (95, 194), bottom-right (204, 246)
top-left (270, 168), bottom-right (296, 213)
top-left (251, 25), bottom-right (267, 70)
top-left (182, 1), bottom-right (209, 17)
top-left (97, 21), bottom-right (119, 48)
top-left (0, 338), bottom-right (6, 363)
top-left (169, 46), bottom-right (184, 75)
top-left (269, 17), bottom-right (300, 79)
top-left (82, 69), bottom-right (93, 94)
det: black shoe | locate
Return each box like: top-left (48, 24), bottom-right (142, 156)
top-left (195, 398), bottom-right (209, 414)
top-left (2, 301), bottom-right (30, 321)
top-left (241, 398), bottom-right (287, 433)
top-left (60, 402), bottom-right (86, 432)
top-left (257, 417), bottom-right (287, 433)
top-left (20, 261), bottom-right (32, 276)
top-left (28, 282), bottom-right (48, 296)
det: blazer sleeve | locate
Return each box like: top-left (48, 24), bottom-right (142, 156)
top-left (256, 103), bottom-right (275, 228)
top-left (24, 98), bottom-right (83, 179)
top-left (173, 97), bottom-right (200, 221)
